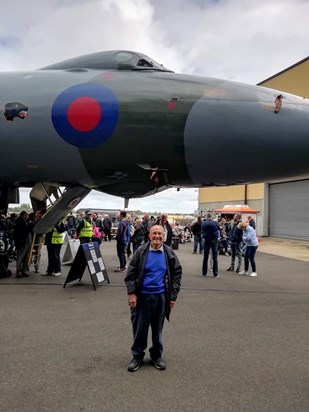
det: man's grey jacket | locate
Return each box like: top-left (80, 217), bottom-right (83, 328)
top-left (124, 243), bottom-right (182, 320)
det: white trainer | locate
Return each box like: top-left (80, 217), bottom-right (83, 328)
top-left (53, 272), bottom-right (62, 277)
top-left (250, 272), bottom-right (257, 277)
top-left (239, 270), bottom-right (248, 275)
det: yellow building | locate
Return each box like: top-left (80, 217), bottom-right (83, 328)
top-left (198, 57), bottom-right (309, 240)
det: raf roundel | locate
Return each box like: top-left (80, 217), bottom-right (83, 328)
top-left (52, 83), bottom-right (119, 148)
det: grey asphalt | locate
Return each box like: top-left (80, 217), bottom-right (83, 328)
top-left (0, 240), bottom-right (308, 412)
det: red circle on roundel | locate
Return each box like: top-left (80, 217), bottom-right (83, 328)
top-left (67, 97), bottom-right (101, 132)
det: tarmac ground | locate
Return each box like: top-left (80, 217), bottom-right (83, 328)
top-left (0, 237), bottom-right (308, 412)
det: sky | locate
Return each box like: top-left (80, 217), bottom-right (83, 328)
top-left (1, 0), bottom-right (309, 213)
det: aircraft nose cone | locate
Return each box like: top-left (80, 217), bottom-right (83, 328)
top-left (184, 87), bottom-right (309, 185)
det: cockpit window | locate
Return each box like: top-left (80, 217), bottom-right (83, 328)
top-left (137, 58), bottom-right (154, 68)
top-left (114, 52), bottom-right (134, 62)
top-left (40, 50), bottom-right (173, 72)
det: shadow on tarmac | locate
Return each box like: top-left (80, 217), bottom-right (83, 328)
top-left (1, 240), bottom-right (308, 412)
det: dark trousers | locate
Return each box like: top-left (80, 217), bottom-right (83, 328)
top-left (16, 243), bottom-right (31, 274)
top-left (193, 235), bottom-right (203, 253)
top-left (116, 241), bottom-right (126, 269)
top-left (127, 241), bottom-right (132, 257)
top-left (203, 240), bottom-right (218, 276)
top-left (230, 242), bottom-right (242, 270)
top-left (221, 239), bottom-right (228, 253)
top-left (46, 243), bottom-right (62, 274)
top-left (133, 241), bottom-right (142, 253)
top-left (103, 229), bottom-right (111, 241)
top-left (244, 246), bottom-right (258, 272)
top-left (131, 293), bottom-right (166, 361)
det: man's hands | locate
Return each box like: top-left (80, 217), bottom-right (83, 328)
top-left (128, 293), bottom-right (137, 309)
top-left (128, 294), bottom-right (176, 311)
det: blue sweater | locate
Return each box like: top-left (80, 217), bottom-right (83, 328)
top-left (141, 250), bottom-right (166, 294)
top-left (242, 225), bottom-right (259, 247)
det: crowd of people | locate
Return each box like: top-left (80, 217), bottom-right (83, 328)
top-left (1, 207), bottom-right (259, 373)
top-left (0, 209), bottom-right (114, 279)
top-left (0, 208), bottom-right (258, 279)
top-left (194, 212), bottom-right (259, 278)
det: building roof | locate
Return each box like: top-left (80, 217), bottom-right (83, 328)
top-left (257, 56), bottom-right (309, 85)
top-left (214, 205), bottom-right (260, 214)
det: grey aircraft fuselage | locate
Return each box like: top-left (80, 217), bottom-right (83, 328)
top-left (1, 50), bottom-right (309, 203)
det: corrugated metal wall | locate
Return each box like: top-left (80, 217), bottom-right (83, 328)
top-left (269, 180), bottom-right (309, 240)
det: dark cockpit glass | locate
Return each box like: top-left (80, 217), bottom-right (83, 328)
top-left (40, 50), bottom-right (173, 72)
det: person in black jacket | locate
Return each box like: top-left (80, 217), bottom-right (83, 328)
top-left (102, 214), bottom-right (112, 241)
top-left (191, 216), bottom-right (203, 254)
top-left (227, 213), bottom-right (243, 273)
top-left (124, 225), bottom-right (182, 372)
top-left (156, 213), bottom-right (173, 247)
top-left (114, 211), bottom-right (128, 272)
top-left (13, 211), bottom-right (33, 277)
top-left (131, 219), bottom-right (145, 252)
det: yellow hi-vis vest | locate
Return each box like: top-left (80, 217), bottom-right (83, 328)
top-left (52, 228), bottom-right (64, 244)
top-left (79, 219), bottom-right (93, 238)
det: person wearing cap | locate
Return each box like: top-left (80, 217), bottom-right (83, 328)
top-left (76, 210), bottom-right (94, 244)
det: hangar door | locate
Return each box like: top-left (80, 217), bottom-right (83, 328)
top-left (269, 180), bottom-right (309, 240)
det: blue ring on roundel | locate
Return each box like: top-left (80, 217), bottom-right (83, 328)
top-left (52, 83), bottom-right (119, 148)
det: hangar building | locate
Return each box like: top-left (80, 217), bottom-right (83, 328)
top-left (198, 57), bottom-right (309, 241)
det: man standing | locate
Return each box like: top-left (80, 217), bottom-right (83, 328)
top-left (191, 216), bottom-right (203, 254)
top-left (247, 215), bottom-right (256, 230)
top-left (102, 214), bottom-right (112, 241)
top-left (125, 225), bottom-right (182, 372)
top-left (201, 213), bottom-right (221, 278)
top-left (114, 211), bottom-right (128, 272)
top-left (13, 211), bottom-right (33, 278)
top-left (227, 213), bottom-right (243, 273)
top-left (156, 213), bottom-right (173, 247)
top-left (141, 214), bottom-right (152, 243)
top-left (76, 210), bottom-right (94, 244)
top-left (43, 221), bottom-right (66, 277)
top-left (66, 213), bottom-right (76, 238)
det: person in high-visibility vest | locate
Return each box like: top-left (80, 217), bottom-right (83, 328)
top-left (42, 221), bottom-right (67, 277)
top-left (76, 210), bottom-right (94, 244)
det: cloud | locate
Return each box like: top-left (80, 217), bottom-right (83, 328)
top-left (17, 187), bottom-right (199, 214)
top-left (1, 0), bottom-right (308, 77)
